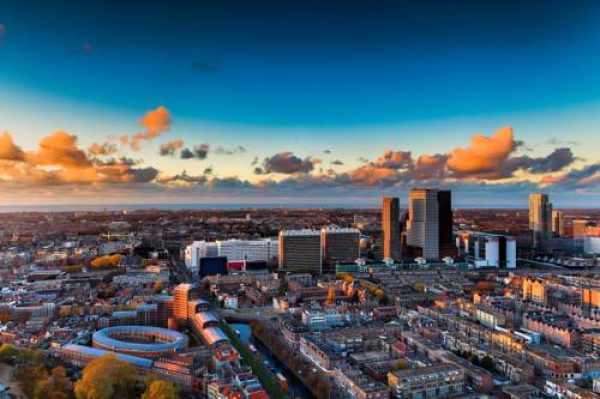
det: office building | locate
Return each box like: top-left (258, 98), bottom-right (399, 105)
top-left (278, 229), bottom-right (322, 274)
top-left (552, 210), bottom-right (565, 237)
top-left (216, 239), bottom-right (278, 262)
top-left (184, 241), bottom-right (218, 273)
top-left (382, 197), bottom-right (401, 260)
top-left (406, 188), bottom-right (453, 260)
top-left (529, 193), bottom-right (552, 245)
top-left (321, 227), bottom-right (360, 263)
top-left (185, 238), bottom-right (277, 272)
top-left (457, 231), bottom-right (516, 269)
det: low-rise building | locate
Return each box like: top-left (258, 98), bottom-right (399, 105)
top-left (387, 364), bottom-right (464, 399)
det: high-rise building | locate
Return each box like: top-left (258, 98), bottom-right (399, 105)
top-left (406, 188), bottom-right (453, 260)
top-left (382, 197), bottom-right (401, 260)
top-left (278, 229), bottom-right (322, 274)
top-left (529, 193), bottom-right (552, 245)
top-left (552, 210), bottom-right (565, 237)
top-left (173, 283), bottom-right (197, 325)
top-left (321, 227), bottom-right (360, 263)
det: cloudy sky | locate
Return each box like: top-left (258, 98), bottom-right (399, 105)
top-left (1, 1), bottom-right (600, 207)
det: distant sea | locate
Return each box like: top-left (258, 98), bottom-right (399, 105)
top-left (0, 202), bottom-right (533, 213)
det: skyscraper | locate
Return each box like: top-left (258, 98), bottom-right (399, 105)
top-left (529, 193), bottom-right (552, 245)
top-left (552, 210), bottom-right (565, 237)
top-left (278, 229), bottom-right (322, 274)
top-left (382, 197), bottom-right (401, 260)
top-left (406, 188), bottom-right (453, 260)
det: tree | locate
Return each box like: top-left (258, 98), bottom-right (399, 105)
top-left (475, 281), bottom-right (494, 291)
top-left (480, 355), bottom-right (495, 371)
top-left (0, 343), bottom-right (17, 361)
top-left (0, 309), bottom-right (10, 323)
top-left (59, 307), bottom-right (71, 318)
top-left (16, 311), bottom-right (31, 324)
top-left (412, 282), bottom-right (425, 293)
top-left (63, 265), bottom-right (83, 273)
top-left (141, 380), bottom-right (180, 399)
top-left (394, 358), bottom-right (408, 370)
top-left (74, 353), bottom-right (137, 399)
top-left (34, 366), bottom-right (73, 399)
top-left (90, 254), bottom-right (124, 270)
top-left (153, 280), bottom-right (166, 294)
top-left (16, 364), bottom-right (48, 398)
top-left (374, 288), bottom-right (385, 300)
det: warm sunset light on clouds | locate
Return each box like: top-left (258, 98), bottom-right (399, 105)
top-left (0, 105), bottom-right (597, 205)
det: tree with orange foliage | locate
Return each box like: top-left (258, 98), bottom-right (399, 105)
top-left (74, 353), bottom-right (136, 399)
top-left (475, 281), bottom-right (494, 291)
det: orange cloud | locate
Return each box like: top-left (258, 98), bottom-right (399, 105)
top-left (0, 131), bottom-right (158, 187)
top-left (159, 139), bottom-right (184, 156)
top-left (125, 106), bottom-right (172, 150)
top-left (375, 149), bottom-right (412, 168)
top-left (446, 126), bottom-right (516, 176)
top-left (0, 132), bottom-right (25, 161)
top-left (27, 131), bottom-right (92, 168)
top-left (345, 163), bottom-right (399, 186)
top-left (88, 142), bottom-right (118, 156)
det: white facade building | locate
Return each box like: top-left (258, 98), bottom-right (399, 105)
top-left (584, 236), bottom-right (600, 255)
top-left (457, 231), bottom-right (516, 269)
top-left (185, 238), bottom-right (277, 272)
top-left (217, 239), bottom-right (278, 262)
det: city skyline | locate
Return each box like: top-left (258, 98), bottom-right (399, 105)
top-left (2, 1), bottom-right (600, 207)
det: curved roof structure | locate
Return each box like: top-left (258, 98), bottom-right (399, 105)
top-left (194, 311), bottom-right (219, 328)
top-left (92, 325), bottom-right (188, 355)
top-left (61, 344), bottom-right (153, 369)
top-left (201, 326), bottom-right (229, 346)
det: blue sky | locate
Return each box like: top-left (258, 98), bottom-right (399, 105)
top-left (1, 1), bottom-right (600, 206)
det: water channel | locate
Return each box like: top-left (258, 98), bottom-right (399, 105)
top-left (229, 323), bottom-right (314, 399)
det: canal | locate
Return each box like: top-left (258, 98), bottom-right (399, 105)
top-left (230, 323), bottom-right (314, 399)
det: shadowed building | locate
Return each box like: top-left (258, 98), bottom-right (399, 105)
top-left (321, 227), bottom-right (360, 264)
top-left (529, 193), bottom-right (552, 246)
top-left (278, 229), bottom-right (322, 274)
top-left (552, 210), bottom-right (565, 237)
top-left (406, 188), bottom-right (453, 260)
top-left (382, 197), bottom-right (401, 260)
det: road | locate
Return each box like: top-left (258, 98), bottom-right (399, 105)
top-left (0, 364), bottom-right (25, 399)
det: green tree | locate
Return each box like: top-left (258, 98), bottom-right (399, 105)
top-left (394, 358), bottom-right (408, 370)
top-left (480, 355), bottom-right (495, 371)
top-left (141, 380), bottom-right (180, 399)
top-left (0, 343), bottom-right (17, 361)
top-left (74, 353), bottom-right (137, 399)
top-left (153, 280), bottom-right (166, 294)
